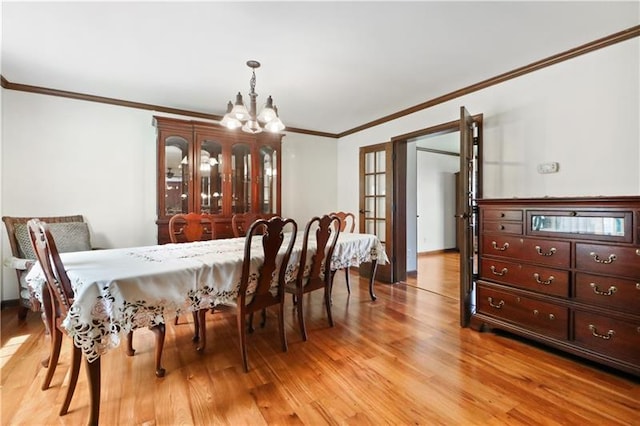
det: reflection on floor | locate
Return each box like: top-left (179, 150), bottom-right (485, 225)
top-left (405, 251), bottom-right (459, 300)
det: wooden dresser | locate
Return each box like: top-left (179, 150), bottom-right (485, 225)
top-left (473, 196), bottom-right (640, 376)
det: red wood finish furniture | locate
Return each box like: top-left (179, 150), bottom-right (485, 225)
top-left (28, 219), bottom-right (166, 426)
top-left (196, 217), bottom-right (297, 372)
top-left (473, 196), bottom-right (640, 376)
top-left (168, 212), bottom-right (215, 328)
top-left (154, 116), bottom-right (282, 243)
top-left (231, 212), bottom-right (261, 238)
top-left (286, 215), bottom-right (341, 341)
top-left (330, 211), bottom-right (356, 293)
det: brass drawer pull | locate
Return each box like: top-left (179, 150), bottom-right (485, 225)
top-left (533, 273), bottom-right (554, 285)
top-left (488, 297), bottom-right (504, 309)
top-left (589, 283), bottom-right (617, 296)
top-left (636, 283), bottom-right (640, 290)
top-left (535, 246), bottom-right (557, 256)
top-left (588, 325), bottom-right (614, 340)
top-left (490, 266), bottom-right (508, 276)
top-left (491, 241), bottom-right (509, 251)
top-left (636, 249), bottom-right (640, 256)
top-left (589, 252), bottom-right (616, 264)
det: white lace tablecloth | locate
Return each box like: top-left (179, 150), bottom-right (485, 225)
top-left (26, 232), bottom-right (387, 362)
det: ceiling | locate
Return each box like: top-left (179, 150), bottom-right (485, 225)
top-left (1, 2), bottom-right (638, 136)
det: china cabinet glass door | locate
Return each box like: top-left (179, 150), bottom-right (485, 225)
top-left (163, 135), bottom-right (191, 216)
top-left (198, 139), bottom-right (224, 215)
top-left (231, 143), bottom-right (252, 214)
top-left (258, 145), bottom-right (278, 214)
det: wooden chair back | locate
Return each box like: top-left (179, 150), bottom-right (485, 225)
top-left (238, 217), bottom-right (297, 310)
top-left (297, 215), bottom-right (341, 292)
top-left (27, 219), bottom-right (84, 418)
top-left (27, 219), bottom-right (74, 317)
top-left (330, 211), bottom-right (356, 233)
top-left (168, 213), bottom-right (215, 243)
top-left (236, 216), bottom-right (297, 371)
top-left (231, 212), bottom-right (261, 238)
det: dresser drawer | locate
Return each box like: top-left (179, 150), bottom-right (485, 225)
top-left (520, 238), bottom-right (570, 268)
top-left (480, 259), bottom-right (569, 297)
top-left (481, 235), bottom-right (523, 260)
top-left (483, 221), bottom-right (523, 234)
top-left (574, 310), bottom-right (640, 366)
top-left (575, 273), bottom-right (640, 313)
top-left (483, 209), bottom-right (523, 221)
top-left (576, 243), bottom-right (640, 278)
top-left (477, 284), bottom-right (569, 340)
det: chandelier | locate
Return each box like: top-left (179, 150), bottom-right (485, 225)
top-left (220, 60), bottom-right (285, 134)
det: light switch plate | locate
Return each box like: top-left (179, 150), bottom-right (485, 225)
top-left (537, 162), bottom-right (559, 174)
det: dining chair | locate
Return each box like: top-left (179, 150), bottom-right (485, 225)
top-left (285, 215), bottom-right (341, 341)
top-left (27, 219), bottom-right (94, 422)
top-left (28, 219), bottom-right (166, 391)
top-left (231, 212), bottom-right (261, 238)
top-left (169, 212), bottom-right (216, 243)
top-left (329, 211), bottom-right (356, 293)
top-left (195, 216), bottom-right (297, 372)
top-left (168, 212), bottom-right (215, 329)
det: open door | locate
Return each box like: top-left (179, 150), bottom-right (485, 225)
top-left (359, 142), bottom-right (394, 283)
top-left (458, 106), bottom-right (480, 327)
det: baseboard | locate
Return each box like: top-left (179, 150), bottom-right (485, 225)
top-left (1, 299), bottom-right (20, 310)
top-left (418, 248), bottom-right (459, 256)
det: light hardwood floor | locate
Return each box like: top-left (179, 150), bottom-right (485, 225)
top-left (1, 269), bottom-right (638, 425)
top-left (405, 251), bottom-right (460, 300)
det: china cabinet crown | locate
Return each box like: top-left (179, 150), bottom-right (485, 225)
top-left (154, 116), bottom-right (282, 243)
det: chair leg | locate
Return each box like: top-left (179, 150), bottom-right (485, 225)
top-left (40, 288), bottom-right (55, 368)
top-left (192, 310), bottom-right (200, 342)
top-left (125, 331), bottom-right (135, 356)
top-left (196, 309), bottom-right (207, 352)
top-left (278, 303), bottom-right (288, 353)
top-left (85, 356), bottom-right (101, 426)
top-left (17, 305), bottom-right (29, 321)
top-left (60, 344), bottom-right (81, 415)
top-left (174, 315), bottom-right (180, 326)
top-left (42, 327), bottom-right (62, 390)
top-left (237, 312), bottom-right (249, 372)
top-left (344, 268), bottom-right (351, 294)
top-left (296, 291), bottom-right (307, 341)
top-left (324, 286), bottom-right (334, 327)
top-left (260, 308), bottom-right (267, 328)
top-left (151, 324), bottom-right (166, 377)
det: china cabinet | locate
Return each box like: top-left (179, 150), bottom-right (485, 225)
top-left (154, 116), bottom-right (282, 242)
top-left (473, 196), bottom-right (640, 376)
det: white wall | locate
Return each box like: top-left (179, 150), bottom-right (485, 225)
top-left (0, 92), bottom-right (337, 301)
top-left (337, 38), bottom-right (640, 219)
top-left (416, 151), bottom-right (459, 253)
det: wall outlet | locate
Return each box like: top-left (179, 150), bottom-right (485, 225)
top-left (537, 162), bottom-right (559, 174)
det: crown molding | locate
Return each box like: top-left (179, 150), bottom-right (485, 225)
top-left (2, 25), bottom-right (638, 140)
top-left (337, 25), bottom-right (640, 138)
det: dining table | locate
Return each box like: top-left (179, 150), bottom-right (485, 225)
top-left (26, 230), bottom-right (388, 425)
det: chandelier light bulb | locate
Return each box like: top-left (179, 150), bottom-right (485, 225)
top-left (220, 60), bottom-right (284, 133)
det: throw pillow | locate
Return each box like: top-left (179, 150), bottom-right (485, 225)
top-left (15, 222), bottom-right (92, 259)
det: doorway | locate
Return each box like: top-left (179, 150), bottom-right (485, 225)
top-left (390, 109), bottom-right (483, 326)
top-left (406, 131), bottom-right (461, 300)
